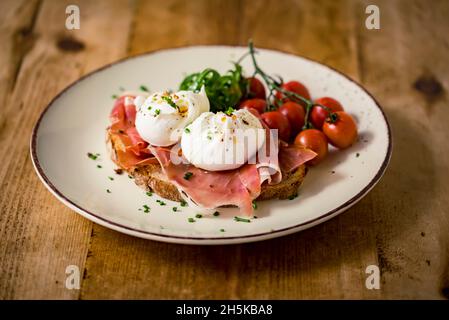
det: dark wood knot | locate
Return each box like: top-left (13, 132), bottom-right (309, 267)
top-left (57, 36), bottom-right (85, 52)
top-left (413, 75), bottom-right (443, 99)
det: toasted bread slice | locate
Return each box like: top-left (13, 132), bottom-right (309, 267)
top-left (107, 130), bottom-right (307, 202)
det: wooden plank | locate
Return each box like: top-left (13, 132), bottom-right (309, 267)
top-left (128, 0), bottom-right (241, 55)
top-left (0, 0), bottom-right (133, 299)
top-left (354, 0), bottom-right (449, 299)
top-left (80, 0), bottom-right (381, 299)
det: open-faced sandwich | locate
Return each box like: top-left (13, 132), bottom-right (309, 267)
top-left (107, 42), bottom-right (358, 217)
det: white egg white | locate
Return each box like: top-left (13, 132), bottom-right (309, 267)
top-left (181, 109), bottom-right (266, 171)
top-left (134, 87), bottom-right (209, 146)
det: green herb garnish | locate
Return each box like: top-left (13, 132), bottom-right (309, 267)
top-left (252, 200), bottom-right (257, 210)
top-left (154, 109), bottom-right (161, 116)
top-left (220, 228), bottom-right (225, 232)
top-left (146, 191), bottom-right (153, 197)
top-left (179, 64), bottom-right (246, 113)
top-left (184, 127), bottom-right (190, 133)
top-left (184, 172), bottom-right (193, 180)
top-left (108, 176), bottom-right (114, 181)
top-left (161, 95), bottom-right (178, 109)
top-left (234, 216), bottom-right (251, 223)
top-left (180, 200), bottom-right (188, 207)
top-left (213, 211), bottom-right (220, 217)
top-left (97, 165), bottom-right (102, 169)
top-left (288, 193), bottom-right (298, 200)
top-left (188, 217), bottom-right (196, 223)
top-left (156, 200), bottom-right (166, 206)
top-left (225, 106), bottom-right (235, 115)
top-left (195, 214), bottom-right (202, 219)
top-left (143, 205), bottom-right (150, 213)
top-left (87, 152), bottom-right (99, 160)
top-left (140, 85), bottom-right (149, 92)
top-left (106, 189), bottom-right (111, 193)
top-left (112, 94), bottom-right (118, 99)
top-left (172, 207), bottom-right (178, 212)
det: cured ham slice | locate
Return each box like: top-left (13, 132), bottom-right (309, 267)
top-left (150, 146), bottom-right (260, 216)
top-left (108, 95), bottom-right (156, 168)
top-left (278, 142), bottom-right (317, 173)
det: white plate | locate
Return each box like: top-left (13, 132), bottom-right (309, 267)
top-left (31, 46), bottom-right (391, 245)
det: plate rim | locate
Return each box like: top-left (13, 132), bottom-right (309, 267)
top-left (30, 45), bottom-right (393, 244)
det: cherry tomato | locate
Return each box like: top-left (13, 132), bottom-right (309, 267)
top-left (322, 111), bottom-right (358, 149)
top-left (294, 129), bottom-right (328, 165)
top-left (279, 101), bottom-right (305, 137)
top-left (261, 111), bottom-right (291, 142)
top-left (310, 97), bottom-right (344, 129)
top-left (247, 77), bottom-right (266, 99)
top-left (239, 98), bottom-right (266, 114)
top-left (275, 81), bottom-right (311, 106)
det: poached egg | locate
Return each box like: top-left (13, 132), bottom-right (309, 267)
top-left (134, 87), bottom-right (209, 146)
top-left (181, 109), bottom-right (266, 171)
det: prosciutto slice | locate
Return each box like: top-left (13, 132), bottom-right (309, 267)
top-left (150, 146), bottom-right (261, 216)
top-left (279, 142), bottom-right (317, 173)
top-left (108, 95), bottom-right (156, 168)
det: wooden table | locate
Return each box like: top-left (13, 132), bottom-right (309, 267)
top-left (1, 0), bottom-right (448, 300)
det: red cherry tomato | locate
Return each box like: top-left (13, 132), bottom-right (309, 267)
top-left (279, 101), bottom-right (305, 137)
top-left (275, 81), bottom-right (311, 106)
top-left (322, 111), bottom-right (358, 149)
top-left (294, 129), bottom-right (328, 165)
top-left (261, 111), bottom-right (291, 142)
top-left (310, 97), bottom-right (344, 129)
top-left (247, 77), bottom-right (266, 99)
top-left (239, 98), bottom-right (266, 114)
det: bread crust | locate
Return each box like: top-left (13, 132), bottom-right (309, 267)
top-left (107, 130), bottom-right (307, 203)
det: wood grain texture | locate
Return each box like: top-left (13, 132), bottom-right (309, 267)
top-left (0, 0), bottom-right (133, 299)
top-left (0, 0), bottom-right (448, 299)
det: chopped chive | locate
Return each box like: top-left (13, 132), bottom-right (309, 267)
top-left (213, 211), bottom-right (220, 217)
top-left (142, 205), bottom-right (150, 213)
top-left (128, 175), bottom-right (133, 179)
top-left (154, 109), bottom-right (161, 116)
top-left (188, 217), bottom-right (196, 223)
top-left (156, 199), bottom-right (166, 206)
top-left (225, 106), bottom-right (235, 115)
top-left (183, 172), bottom-right (193, 180)
top-left (146, 191), bottom-right (153, 197)
top-left (87, 152), bottom-right (98, 160)
top-left (172, 207), bottom-right (178, 212)
top-left (161, 95), bottom-right (178, 109)
top-left (184, 127), bottom-right (191, 133)
top-left (147, 106), bottom-right (152, 111)
top-left (180, 200), bottom-right (188, 207)
top-left (252, 200), bottom-right (257, 210)
top-left (108, 176), bottom-right (114, 181)
top-left (140, 85), bottom-right (149, 92)
top-left (106, 189), bottom-right (111, 193)
top-left (220, 228), bottom-right (225, 232)
top-left (288, 193), bottom-right (298, 200)
top-left (207, 135), bottom-right (212, 140)
top-left (112, 94), bottom-right (118, 99)
top-left (253, 216), bottom-right (258, 219)
top-left (97, 165), bottom-right (102, 169)
top-left (195, 214), bottom-right (202, 219)
top-left (234, 216), bottom-right (251, 223)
